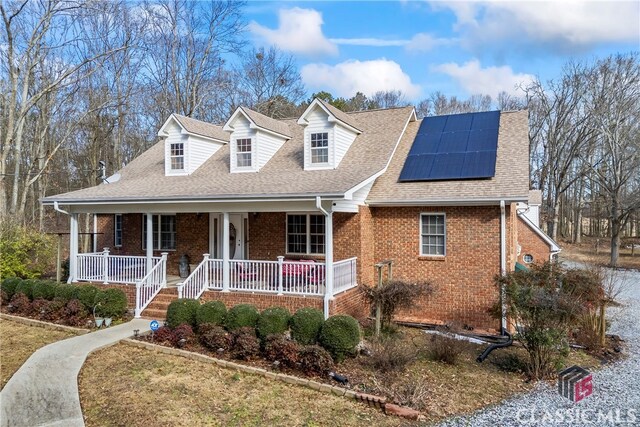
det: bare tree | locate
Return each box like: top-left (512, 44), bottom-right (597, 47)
top-left (369, 90), bottom-right (410, 109)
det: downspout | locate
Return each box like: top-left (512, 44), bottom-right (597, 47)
top-left (53, 201), bottom-right (69, 216)
top-left (500, 200), bottom-right (507, 334)
top-left (316, 197), bottom-right (333, 319)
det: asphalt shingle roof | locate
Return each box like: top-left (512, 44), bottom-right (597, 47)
top-left (240, 107), bottom-right (292, 138)
top-left (172, 114), bottom-right (228, 142)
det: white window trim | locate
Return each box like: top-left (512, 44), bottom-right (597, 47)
top-left (235, 137), bottom-right (254, 171)
top-left (169, 141), bottom-right (185, 171)
top-left (114, 214), bottom-right (122, 248)
top-left (310, 131), bottom-right (330, 165)
top-left (286, 213), bottom-right (326, 256)
top-left (142, 214), bottom-right (177, 251)
top-left (305, 128), bottom-right (334, 171)
top-left (419, 212), bottom-right (446, 257)
top-left (523, 254), bottom-right (534, 264)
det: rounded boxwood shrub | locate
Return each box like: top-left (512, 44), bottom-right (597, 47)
top-left (15, 279), bottom-right (36, 300)
top-left (166, 298), bottom-right (200, 328)
top-left (32, 280), bottom-right (57, 301)
top-left (196, 301), bottom-right (227, 328)
top-left (319, 314), bottom-right (361, 362)
top-left (256, 307), bottom-right (291, 341)
top-left (290, 307), bottom-right (325, 345)
top-left (1, 277), bottom-right (22, 301)
top-left (77, 285), bottom-right (99, 311)
top-left (54, 284), bottom-right (79, 303)
top-left (224, 304), bottom-right (260, 331)
top-left (94, 288), bottom-right (128, 318)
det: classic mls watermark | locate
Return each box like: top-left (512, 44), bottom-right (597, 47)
top-left (516, 407), bottom-right (637, 424)
top-left (558, 365), bottom-right (593, 402)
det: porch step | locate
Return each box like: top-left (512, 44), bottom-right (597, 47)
top-left (140, 287), bottom-right (180, 320)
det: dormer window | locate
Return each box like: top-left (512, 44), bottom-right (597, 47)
top-left (311, 132), bottom-right (329, 164)
top-left (170, 142), bottom-right (185, 171)
top-left (236, 138), bottom-right (252, 168)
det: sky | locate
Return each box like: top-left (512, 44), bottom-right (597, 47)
top-left (243, 0), bottom-right (640, 102)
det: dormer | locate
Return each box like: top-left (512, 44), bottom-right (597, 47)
top-left (158, 114), bottom-right (228, 176)
top-left (297, 98), bottom-right (362, 170)
top-left (223, 107), bottom-right (290, 173)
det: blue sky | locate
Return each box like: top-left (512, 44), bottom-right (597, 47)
top-left (244, 1), bottom-right (640, 102)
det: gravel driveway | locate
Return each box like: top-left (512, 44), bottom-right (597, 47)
top-left (439, 265), bottom-right (640, 426)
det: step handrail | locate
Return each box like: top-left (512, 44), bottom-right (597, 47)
top-left (178, 254), bottom-right (211, 300)
top-left (134, 253), bottom-right (168, 318)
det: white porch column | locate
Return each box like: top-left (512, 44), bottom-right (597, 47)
top-left (146, 213), bottom-right (154, 273)
top-left (68, 213), bottom-right (79, 283)
top-left (222, 212), bottom-right (230, 292)
top-left (323, 211), bottom-right (334, 319)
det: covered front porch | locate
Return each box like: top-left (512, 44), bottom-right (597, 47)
top-left (64, 198), bottom-right (362, 318)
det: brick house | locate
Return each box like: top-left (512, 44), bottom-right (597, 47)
top-left (42, 99), bottom-right (558, 333)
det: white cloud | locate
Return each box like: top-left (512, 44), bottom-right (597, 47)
top-left (301, 59), bottom-right (421, 99)
top-left (434, 60), bottom-right (534, 99)
top-left (330, 32), bottom-right (452, 52)
top-left (330, 38), bottom-right (408, 47)
top-left (405, 33), bottom-right (454, 52)
top-left (249, 8), bottom-right (337, 57)
top-left (433, 1), bottom-right (639, 49)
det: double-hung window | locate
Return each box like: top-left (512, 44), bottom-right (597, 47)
top-left (420, 214), bottom-right (446, 256)
top-left (170, 142), bottom-right (185, 171)
top-left (142, 214), bottom-right (176, 250)
top-left (236, 138), bottom-right (252, 168)
top-left (287, 214), bottom-right (325, 255)
top-left (310, 132), bottom-right (329, 164)
top-left (114, 214), bottom-right (122, 247)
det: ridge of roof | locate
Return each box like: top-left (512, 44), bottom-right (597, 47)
top-left (239, 107), bottom-right (292, 138)
top-left (172, 114), bottom-right (228, 142)
top-left (315, 98), bottom-right (362, 131)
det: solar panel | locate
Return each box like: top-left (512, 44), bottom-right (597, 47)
top-left (398, 110), bottom-right (500, 182)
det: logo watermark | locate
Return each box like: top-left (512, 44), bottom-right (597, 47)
top-left (516, 407), bottom-right (637, 424)
top-left (558, 365), bottom-right (593, 402)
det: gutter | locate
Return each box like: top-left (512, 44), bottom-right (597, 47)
top-left (367, 197), bottom-right (529, 207)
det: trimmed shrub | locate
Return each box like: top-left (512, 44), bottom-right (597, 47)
top-left (28, 298), bottom-right (51, 319)
top-left (94, 288), bottom-right (128, 318)
top-left (231, 327), bottom-right (260, 360)
top-left (290, 307), bottom-right (324, 345)
top-left (196, 301), bottom-right (227, 328)
top-left (298, 345), bottom-right (334, 375)
top-left (54, 284), bottom-right (79, 303)
top-left (32, 280), bottom-right (57, 301)
top-left (199, 324), bottom-right (232, 351)
top-left (1, 277), bottom-right (22, 301)
top-left (153, 326), bottom-right (175, 344)
top-left (166, 298), bottom-right (200, 328)
top-left (15, 279), bottom-right (36, 300)
top-left (8, 293), bottom-right (31, 314)
top-left (171, 324), bottom-right (194, 347)
top-left (225, 304), bottom-right (260, 331)
top-left (319, 315), bottom-right (360, 362)
top-left (77, 285), bottom-right (99, 311)
top-left (263, 335), bottom-right (300, 367)
top-left (64, 299), bottom-right (89, 327)
top-left (257, 307), bottom-right (291, 341)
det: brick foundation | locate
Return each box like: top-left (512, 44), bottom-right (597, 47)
top-left (330, 286), bottom-right (368, 320)
top-left (201, 290), bottom-right (324, 314)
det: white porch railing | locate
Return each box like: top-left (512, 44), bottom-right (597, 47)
top-left (76, 248), bottom-right (160, 284)
top-left (333, 257), bottom-right (358, 295)
top-left (180, 255), bottom-right (223, 299)
top-left (134, 253), bottom-right (168, 318)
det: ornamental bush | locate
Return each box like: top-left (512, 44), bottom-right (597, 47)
top-left (196, 301), bottom-right (227, 328)
top-left (290, 307), bottom-right (324, 345)
top-left (166, 298), bottom-right (200, 328)
top-left (199, 324), bottom-right (232, 351)
top-left (171, 324), bottom-right (194, 347)
top-left (8, 293), bottom-right (31, 314)
top-left (77, 285), bottom-right (99, 311)
top-left (0, 222), bottom-right (55, 279)
top-left (153, 326), bottom-right (175, 344)
top-left (298, 345), bottom-right (334, 375)
top-left (1, 277), bottom-right (22, 301)
top-left (15, 279), bottom-right (37, 300)
top-left (224, 304), bottom-right (260, 331)
top-left (319, 314), bottom-right (361, 362)
top-left (256, 307), bottom-right (291, 341)
top-left (54, 284), bottom-right (79, 303)
top-left (94, 288), bottom-right (128, 318)
top-left (263, 335), bottom-right (300, 367)
top-left (231, 327), bottom-right (260, 360)
top-left (32, 280), bottom-right (57, 301)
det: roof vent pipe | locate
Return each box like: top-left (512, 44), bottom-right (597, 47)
top-left (99, 161), bottom-right (107, 184)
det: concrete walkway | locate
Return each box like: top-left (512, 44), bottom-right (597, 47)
top-left (0, 319), bottom-right (151, 427)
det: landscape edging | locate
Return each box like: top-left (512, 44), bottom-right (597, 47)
top-left (0, 313), bottom-right (89, 335)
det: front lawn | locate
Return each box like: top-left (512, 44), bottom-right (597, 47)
top-left (79, 344), bottom-right (399, 427)
top-left (0, 318), bottom-right (79, 388)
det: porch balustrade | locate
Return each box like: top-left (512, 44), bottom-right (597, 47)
top-left (76, 249), bottom-right (161, 284)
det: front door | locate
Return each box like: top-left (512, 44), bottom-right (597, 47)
top-left (210, 213), bottom-right (247, 259)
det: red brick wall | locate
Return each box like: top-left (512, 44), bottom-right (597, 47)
top-left (330, 286), bottom-right (368, 320)
top-left (517, 216), bottom-right (552, 265)
top-left (72, 282), bottom-right (137, 309)
top-left (371, 206), bottom-right (502, 332)
top-left (358, 206), bottom-right (376, 286)
top-left (201, 290), bottom-right (323, 314)
top-left (248, 212), bottom-right (286, 260)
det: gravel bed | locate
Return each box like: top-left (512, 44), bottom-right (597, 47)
top-left (438, 266), bottom-right (640, 426)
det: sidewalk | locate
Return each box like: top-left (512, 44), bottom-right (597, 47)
top-left (0, 319), bottom-right (151, 427)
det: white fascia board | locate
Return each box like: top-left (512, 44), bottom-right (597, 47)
top-left (518, 212), bottom-right (561, 252)
top-left (248, 123), bottom-right (289, 140)
top-left (297, 99), bottom-right (361, 134)
top-left (367, 196), bottom-right (529, 207)
top-left (157, 114), bottom-right (178, 137)
top-left (222, 107), bottom-right (245, 132)
top-left (158, 114), bottom-right (225, 143)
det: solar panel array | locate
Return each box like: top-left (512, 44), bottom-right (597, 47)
top-left (399, 110), bottom-right (501, 182)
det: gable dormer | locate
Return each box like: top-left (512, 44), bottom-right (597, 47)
top-left (223, 107), bottom-right (290, 173)
top-left (158, 114), bottom-right (228, 176)
top-left (297, 98), bottom-right (362, 170)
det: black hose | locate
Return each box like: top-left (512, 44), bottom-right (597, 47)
top-left (476, 331), bottom-right (513, 363)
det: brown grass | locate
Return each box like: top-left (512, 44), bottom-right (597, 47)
top-left (560, 237), bottom-right (640, 270)
top-left (79, 344), bottom-right (402, 427)
top-left (0, 319), bottom-right (78, 389)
